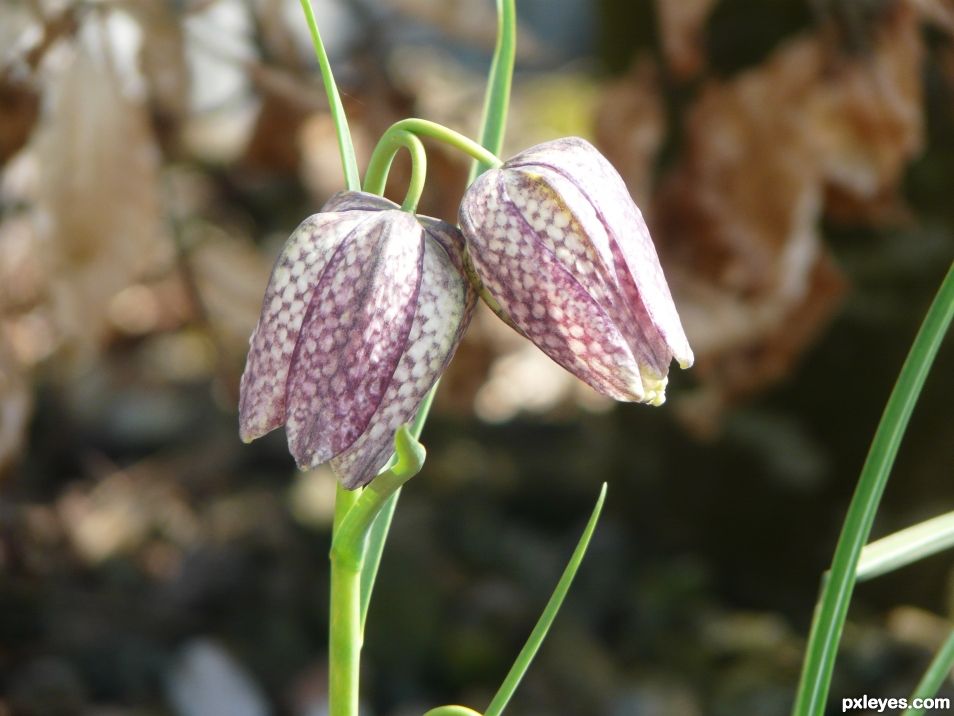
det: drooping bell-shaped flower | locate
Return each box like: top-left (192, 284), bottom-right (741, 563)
top-left (459, 137), bottom-right (693, 405)
top-left (239, 191), bottom-right (476, 489)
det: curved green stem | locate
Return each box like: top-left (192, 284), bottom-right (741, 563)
top-left (903, 628), bottom-right (954, 716)
top-left (362, 129), bottom-right (428, 212)
top-left (331, 426), bottom-right (426, 570)
top-left (467, 0), bottom-right (515, 183)
top-left (423, 707), bottom-right (483, 716)
top-left (365, 119), bottom-right (502, 200)
top-left (298, 0), bottom-right (360, 191)
top-left (792, 262), bottom-right (954, 716)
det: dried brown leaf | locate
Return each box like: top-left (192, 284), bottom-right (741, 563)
top-left (649, 3), bottom-right (926, 426)
top-left (0, 333), bottom-right (31, 473)
top-left (654, 0), bottom-right (717, 80)
top-left (595, 57), bottom-right (665, 207)
top-left (189, 230), bottom-right (273, 358)
top-left (35, 36), bottom-right (168, 360)
top-left (127, 0), bottom-right (191, 138)
top-left (0, 73), bottom-right (40, 168)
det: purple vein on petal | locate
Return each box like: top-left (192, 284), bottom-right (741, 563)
top-left (461, 172), bottom-right (646, 402)
top-left (284, 211), bottom-right (424, 470)
top-left (330, 226), bottom-right (477, 488)
top-left (514, 138), bottom-right (693, 370)
top-left (239, 210), bottom-right (375, 443)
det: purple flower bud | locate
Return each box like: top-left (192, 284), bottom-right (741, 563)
top-left (239, 191), bottom-right (476, 489)
top-left (459, 137), bottom-right (693, 405)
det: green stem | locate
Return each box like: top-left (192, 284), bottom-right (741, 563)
top-left (301, 0), bottom-right (364, 710)
top-left (361, 129), bottom-right (428, 212)
top-left (792, 262), bottom-right (954, 716)
top-left (332, 427), bottom-right (426, 570)
top-left (364, 119), bottom-right (502, 199)
top-left (298, 0), bottom-right (361, 191)
top-left (467, 0), bottom-right (515, 183)
top-left (423, 707), bottom-right (483, 716)
top-left (903, 628), bottom-right (954, 716)
top-left (327, 429), bottom-right (425, 716)
top-left (329, 484), bottom-right (362, 716)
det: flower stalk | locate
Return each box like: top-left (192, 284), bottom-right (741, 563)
top-left (364, 119), bottom-right (502, 199)
top-left (298, 0), bottom-right (360, 191)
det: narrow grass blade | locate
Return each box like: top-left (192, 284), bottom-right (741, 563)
top-left (483, 483), bottom-right (607, 716)
top-left (857, 511), bottom-right (954, 582)
top-left (792, 263), bottom-right (954, 716)
top-left (468, 0), bottom-right (516, 182)
top-left (903, 628), bottom-right (954, 716)
top-left (298, 0), bottom-right (360, 191)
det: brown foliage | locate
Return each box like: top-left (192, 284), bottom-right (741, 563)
top-left (641, 1), bottom-right (928, 429)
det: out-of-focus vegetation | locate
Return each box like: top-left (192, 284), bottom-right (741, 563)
top-left (0, 1), bottom-right (952, 714)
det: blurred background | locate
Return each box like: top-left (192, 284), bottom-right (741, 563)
top-left (1, 0), bottom-right (952, 714)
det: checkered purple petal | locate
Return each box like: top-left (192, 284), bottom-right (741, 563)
top-left (330, 220), bottom-right (477, 488)
top-left (284, 210), bottom-right (424, 469)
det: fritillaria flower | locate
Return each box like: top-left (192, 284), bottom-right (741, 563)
top-left (239, 192), bottom-right (476, 489)
top-left (459, 137), bottom-right (693, 406)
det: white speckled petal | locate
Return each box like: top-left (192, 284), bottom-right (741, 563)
top-left (504, 164), bottom-right (674, 402)
top-left (284, 210), bottom-right (424, 469)
top-left (330, 221), bottom-right (477, 488)
top-left (509, 137), bottom-right (693, 371)
top-left (461, 169), bottom-right (646, 402)
top-left (322, 190), bottom-right (400, 214)
top-left (238, 209), bottom-right (375, 442)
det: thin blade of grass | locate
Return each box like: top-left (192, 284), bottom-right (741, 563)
top-left (857, 511), bottom-right (954, 582)
top-left (467, 0), bottom-right (515, 182)
top-left (792, 263), bottom-right (954, 716)
top-left (298, 0), bottom-right (360, 191)
top-left (483, 483), bottom-right (607, 716)
top-left (903, 628), bottom-right (954, 716)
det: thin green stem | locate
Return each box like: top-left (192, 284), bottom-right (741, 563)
top-left (365, 119), bottom-right (502, 199)
top-left (903, 628), bottom-right (954, 716)
top-left (484, 484), bottom-right (608, 716)
top-left (329, 484), bottom-right (362, 716)
top-left (332, 427), bottom-right (426, 570)
top-left (467, 0), bottom-right (515, 183)
top-left (423, 707), bottom-right (483, 716)
top-left (298, 0), bottom-right (360, 191)
top-left (792, 263), bottom-right (954, 716)
top-left (362, 129), bottom-right (428, 212)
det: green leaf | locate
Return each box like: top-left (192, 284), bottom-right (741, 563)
top-left (857, 511), bottom-right (954, 582)
top-left (792, 263), bottom-right (954, 716)
top-left (483, 483), bottom-right (608, 716)
top-left (298, 0), bottom-right (360, 191)
top-left (468, 0), bottom-right (516, 182)
top-left (903, 628), bottom-right (954, 716)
